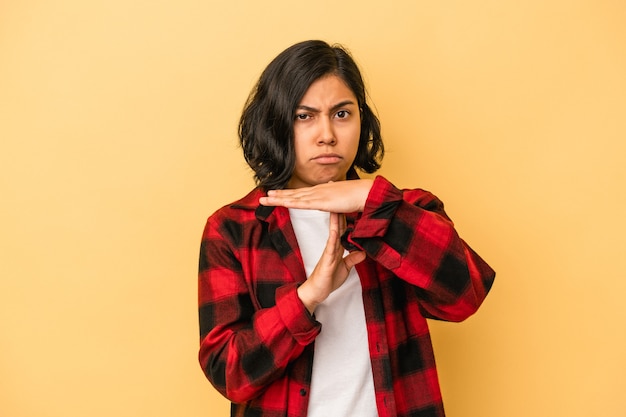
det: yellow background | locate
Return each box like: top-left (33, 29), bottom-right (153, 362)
top-left (1, 1), bottom-right (625, 416)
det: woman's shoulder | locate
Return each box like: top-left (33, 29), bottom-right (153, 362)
top-left (207, 187), bottom-right (265, 222)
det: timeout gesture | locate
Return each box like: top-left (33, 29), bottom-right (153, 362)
top-left (260, 179), bottom-right (374, 213)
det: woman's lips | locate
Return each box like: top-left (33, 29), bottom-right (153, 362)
top-left (312, 153), bottom-right (342, 164)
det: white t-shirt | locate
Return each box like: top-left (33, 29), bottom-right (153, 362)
top-left (288, 209), bottom-right (378, 417)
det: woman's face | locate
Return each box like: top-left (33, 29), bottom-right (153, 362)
top-left (287, 75), bottom-right (361, 189)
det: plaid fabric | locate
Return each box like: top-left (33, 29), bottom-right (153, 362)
top-left (198, 175), bottom-right (495, 417)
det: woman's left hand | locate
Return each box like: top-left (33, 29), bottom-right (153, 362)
top-left (259, 179), bottom-right (374, 213)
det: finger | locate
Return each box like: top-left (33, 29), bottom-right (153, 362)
top-left (320, 213), bottom-right (339, 259)
top-left (321, 214), bottom-right (345, 267)
top-left (343, 251), bottom-right (366, 270)
top-left (269, 185), bottom-right (332, 202)
top-left (259, 193), bottom-right (321, 209)
top-left (337, 213), bottom-right (346, 236)
top-left (259, 195), bottom-right (297, 207)
top-left (329, 213), bottom-right (344, 252)
top-left (266, 187), bottom-right (314, 198)
top-left (329, 212), bottom-right (339, 233)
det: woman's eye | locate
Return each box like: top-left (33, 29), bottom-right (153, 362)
top-left (336, 110), bottom-right (349, 119)
top-left (295, 113), bottom-right (310, 120)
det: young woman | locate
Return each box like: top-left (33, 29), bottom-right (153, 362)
top-left (198, 40), bottom-right (495, 417)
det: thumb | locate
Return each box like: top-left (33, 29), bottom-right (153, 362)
top-left (343, 251), bottom-right (366, 270)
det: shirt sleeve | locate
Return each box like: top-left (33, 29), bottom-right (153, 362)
top-left (198, 212), bottom-right (320, 403)
top-left (345, 175), bottom-right (496, 322)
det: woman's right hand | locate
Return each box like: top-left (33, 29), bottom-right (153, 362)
top-left (296, 212), bottom-right (366, 314)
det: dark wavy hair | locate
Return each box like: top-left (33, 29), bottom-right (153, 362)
top-left (238, 40), bottom-right (384, 190)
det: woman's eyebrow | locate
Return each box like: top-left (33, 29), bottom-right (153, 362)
top-left (296, 100), bottom-right (357, 113)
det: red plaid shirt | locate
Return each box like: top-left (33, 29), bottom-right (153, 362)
top-left (198, 175), bottom-right (495, 417)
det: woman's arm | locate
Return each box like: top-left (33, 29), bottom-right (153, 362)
top-left (198, 214), bottom-right (320, 403)
top-left (347, 176), bottom-right (496, 321)
top-left (259, 176), bottom-right (496, 321)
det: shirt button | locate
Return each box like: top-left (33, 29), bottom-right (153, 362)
top-left (300, 389), bottom-right (307, 396)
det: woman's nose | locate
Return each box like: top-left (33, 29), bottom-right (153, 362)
top-left (318, 118), bottom-right (336, 145)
